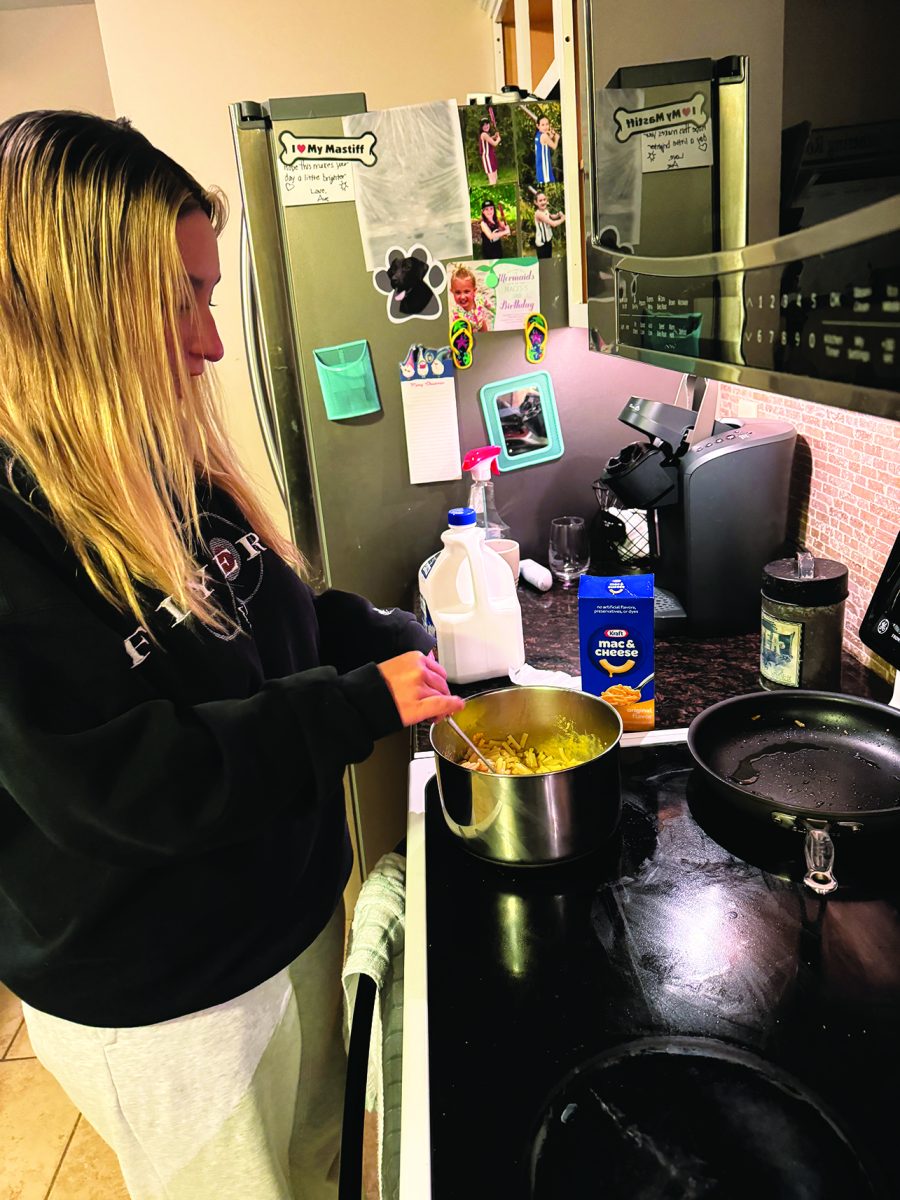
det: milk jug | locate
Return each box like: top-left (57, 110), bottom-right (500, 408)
top-left (421, 507), bottom-right (525, 684)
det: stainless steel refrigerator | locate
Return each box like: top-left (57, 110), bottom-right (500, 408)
top-left (229, 92), bottom-right (573, 875)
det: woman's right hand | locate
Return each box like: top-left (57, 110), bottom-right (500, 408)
top-left (378, 651), bottom-right (465, 726)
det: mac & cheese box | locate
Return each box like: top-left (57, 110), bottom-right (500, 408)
top-left (578, 574), bottom-right (655, 731)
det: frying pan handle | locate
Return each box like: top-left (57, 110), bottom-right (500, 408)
top-left (803, 826), bottom-right (838, 895)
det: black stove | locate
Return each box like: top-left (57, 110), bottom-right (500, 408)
top-left (424, 741), bottom-right (900, 1198)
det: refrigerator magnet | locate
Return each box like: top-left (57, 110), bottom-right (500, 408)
top-left (479, 371), bottom-right (564, 471)
top-left (313, 340), bottom-right (381, 421)
top-left (274, 130), bottom-right (376, 208)
top-left (447, 258), bottom-right (539, 332)
top-left (449, 319), bottom-right (474, 370)
top-left (372, 244), bottom-right (447, 323)
top-left (525, 312), bottom-right (548, 364)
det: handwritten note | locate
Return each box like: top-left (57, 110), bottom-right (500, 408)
top-left (641, 125), bottom-right (713, 174)
top-left (277, 159), bottom-right (356, 207)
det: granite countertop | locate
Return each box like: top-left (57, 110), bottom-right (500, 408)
top-left (414, 583), bottom-right (891, 753)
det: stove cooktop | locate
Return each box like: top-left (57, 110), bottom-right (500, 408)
top-left (423, 742), bottom-right (900, 1198)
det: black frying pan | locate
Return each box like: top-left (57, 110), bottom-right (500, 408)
top-left (688, 691), bottom-right (900, 894)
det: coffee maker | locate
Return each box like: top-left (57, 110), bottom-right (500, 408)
top-left (599, 378), bottom-right (797, 634)
top-left (860, 526), bottom-right (900, 708)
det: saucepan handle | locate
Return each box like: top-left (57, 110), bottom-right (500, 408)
top-left (803, 826), bottom-right (838, 895)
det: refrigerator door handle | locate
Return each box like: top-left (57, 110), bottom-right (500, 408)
top-left (240, 213), bottom-right (287, 504)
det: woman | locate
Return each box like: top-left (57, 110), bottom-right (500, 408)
top-left (479, 198), bottom-right (510, 259)
top-left (0, 109), bottom-right (463, 1200)
top-left (478, 118), bottom-right (501, 186)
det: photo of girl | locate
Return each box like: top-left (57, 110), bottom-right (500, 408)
top-left (515, 101), bottom-right (563, 196)
top-left (481, 197), bottom-right (510, 258)
top-left (448, 265), bottom-right (493, 332)
top-left (520, 181), bottom-right (567, 259)
top-left (479, 119), bottom-right (502, 186)
top-left (533, 189), bottom-right (566, 258)
top-left (468, 183), bottom-right (518, 259)
top-left (533, 112), bottom-right (560, 183)
top-left (460, 105), bottom-right (516, 187)
top-left (447, 259), bottom-right (541, 334)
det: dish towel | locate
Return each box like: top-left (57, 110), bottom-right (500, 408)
top-left (342, 851), bottom-right (406, 1200)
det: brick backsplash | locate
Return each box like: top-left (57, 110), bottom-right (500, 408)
top-left (718, 383), bottom-right (899, 683)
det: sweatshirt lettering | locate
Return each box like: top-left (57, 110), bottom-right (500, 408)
top-left (122, 521), bottom-right (268, 667)
top-left (156, 595), bottom-right (191, 625)
top-left (187, 566), bottom-right (215, 600)
top-left (237, 533), bottom-right (267, 559)
top-left (124, 628), bottom-right (152, 668)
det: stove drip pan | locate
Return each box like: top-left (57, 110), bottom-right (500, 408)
top-left (529, 1037), bottom-right (881, 1198)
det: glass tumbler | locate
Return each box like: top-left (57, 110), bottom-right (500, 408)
top-left (548, 516), bottom-right (590, 588)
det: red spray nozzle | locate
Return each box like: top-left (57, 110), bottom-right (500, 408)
top-left (462, 445), bottom-right (501, 476)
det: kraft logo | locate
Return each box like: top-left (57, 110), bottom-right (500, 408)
top-left (608, 578), bottom-right (625, 595)
top-left (605, 628), bottom-right (628, 638)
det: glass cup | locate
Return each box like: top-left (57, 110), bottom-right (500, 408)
top-left (548, 516), bottom-right (589, 588)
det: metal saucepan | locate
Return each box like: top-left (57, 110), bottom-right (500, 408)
top-left (688, 691), bottom-right (900, 894)
top-left (430, 686), bottom-right (623, 866)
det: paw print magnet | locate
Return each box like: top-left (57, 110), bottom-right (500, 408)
top-left (373, 244), bottom-right (447, 324)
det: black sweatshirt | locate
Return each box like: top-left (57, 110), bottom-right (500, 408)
top-left (0, 467), bottom-right (432, 1026)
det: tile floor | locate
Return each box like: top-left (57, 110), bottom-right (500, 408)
top-left (1, 982), bottom-right (380, 1199)
top-left (0, 983), bottom-right (129, 1200)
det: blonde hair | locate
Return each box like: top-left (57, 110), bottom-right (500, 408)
top-left (0, 110), bottom-right (302, 636)
top-left (451, 266), bottom-right (477, 290)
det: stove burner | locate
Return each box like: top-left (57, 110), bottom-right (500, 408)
top-left (430, 787), bottom-right (657, 889)
top-left (529, 1037), bottom-right (880, 1199)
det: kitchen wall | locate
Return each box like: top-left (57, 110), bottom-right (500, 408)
top-left (463, 342), bottom-right (899, 683)
top-left (0, 3), bottom-right (113, 121)
top-left (455, 326), bottom-right (681, 556)
top-left (718, 383), bottom-right (899, 680)
top-left (92, 0), bottom-right (498, 542)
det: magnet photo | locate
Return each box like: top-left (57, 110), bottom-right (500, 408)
top-left (515, 100), bottom-right (563, 193)
top-left (372, 244), bottom-right (447, 324)
top-left (447, 258), bottom-right (539, 333)
top-left (470, 186), bottom-right (518, 260)
top-left (460, 104), bottom-right (517, 190)
top-left (524, 183), bottom-right (567, 260)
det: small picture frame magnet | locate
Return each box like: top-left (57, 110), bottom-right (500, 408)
top-left (312, 340), bottom-right (381, 420)
top-left (479, 370), bottom-right (564, 471)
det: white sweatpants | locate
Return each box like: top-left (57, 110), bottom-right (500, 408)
top-left (22, 902), bottom-right (346, 1200)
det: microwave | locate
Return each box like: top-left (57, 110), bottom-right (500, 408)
top-left (579, 0), bottom-right (900, 420)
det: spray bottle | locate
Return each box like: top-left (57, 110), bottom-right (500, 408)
top-left (462, 445), bottom-right (510, 541)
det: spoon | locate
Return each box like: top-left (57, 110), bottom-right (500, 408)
top-left (636, 672), bottom-right (654, 691)
top-left (445, 717), bottom-right (497, 774)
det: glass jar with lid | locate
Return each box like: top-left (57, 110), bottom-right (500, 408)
top-left (760, 550), bottom-right (849, 691)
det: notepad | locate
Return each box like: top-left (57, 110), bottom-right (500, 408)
top-left (400, 373), bottom-right (461, 485)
